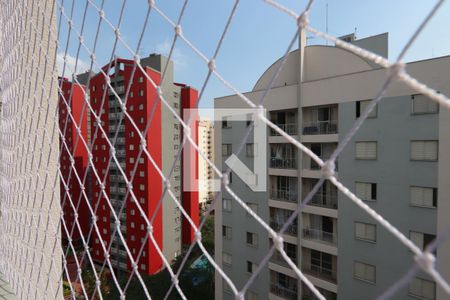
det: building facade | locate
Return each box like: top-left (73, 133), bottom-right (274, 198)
top-left (59, 77), bottom-right (90, 244)
top-left (198, 119), bottom-right (214, 211)
top-left (89, 54), bottom-right (199, 275)
top-left (214, 32), bottom-right (450, 300)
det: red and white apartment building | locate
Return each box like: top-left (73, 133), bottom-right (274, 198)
top-left (60, 54), bottom-right (199, 275)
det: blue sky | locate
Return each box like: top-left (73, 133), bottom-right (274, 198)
top-left (58, 0), bottom-right (450, 113)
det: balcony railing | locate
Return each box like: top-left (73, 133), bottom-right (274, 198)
top-left (302, 228), bottom-right (337, 245)
top-left (302, 121), bottom-right (338, 135)
top-left (270, 157), bottom-right (296, 169)
top-left (308, 193), bottom-right (338, 209)
top-left (270, 220), bottom-right (297, 236)
top-left (271, 251), bottom-right (297, 266)
top-left (108, 85), bottom-right (125, 95)
top-left (308, 158), bottom-right (338, 171)
top-left (270, 283), bottom-right (297, 300)
top-left (270, 123), bottom-right (297, 136)
top-left (302, 263), bottom-right (337, 283)
top-left (270, 189), bottom-right (298, 203)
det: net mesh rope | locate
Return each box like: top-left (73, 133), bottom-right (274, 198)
top-left (0, 0), bottom-right (450, 299)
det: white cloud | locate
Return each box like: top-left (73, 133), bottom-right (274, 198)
top-left (56, 53), bottom-right (91, 77)
top-left (154, 40), bottom-right (187, 69)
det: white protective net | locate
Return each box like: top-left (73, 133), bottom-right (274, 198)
top-left (1, 0), bottom-right (450, 299)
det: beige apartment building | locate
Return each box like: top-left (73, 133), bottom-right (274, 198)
top-left (214, 31), bottom-right (450, 300)
top-left (198, 119), bottom-right (214, 211)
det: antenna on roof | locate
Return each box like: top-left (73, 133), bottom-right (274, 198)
top-left (326, 3), bottom-right (329, 45)
top-left (354, 27), bottom-right (358, 39)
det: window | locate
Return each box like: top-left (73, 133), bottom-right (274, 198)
top-left (223, 252), bottom-right (232, 266)
top-left (355, 141), bottom-right (377, 160)
top-left (129, 157), bottom-right (134, 164)
top-left (222, 144), bottom-right (232, 156)
top-left (140, 117), bottom-right (144, 124)
top-left (355, 182), bottom-right (377, 201)
top-left (139, 90), bottom-right (144, 97)
top-left (409, 277), bottom-right (436, 300)
top-left (130, 91), bottom-right (134, 98)
top-left (412, 94), bottom-right (438, 114)
top-left (246, 203), bottom-right (258, 216)
top-left (139, 157), bottom-right (144, 164)
top-left (138, 104), bottom-right (144, 110)
top-left (129, 144), bottom-right (134, 150)
top-left (174, 102), bottom-right (178, 108)
top-left (139, 171), bottom-right (145, 177)
top-left (354, 261), bottom-right (376, 283)
top-left (411, 140), bottom-right (438, 161)
top-left (130, 222), bottom-right (135, 228)
top-left (246, 143), bottom-right (256, 157)
top-left (246, 232), bottom-right (258, 247)
top-left (129, 105), bottom-right (134, 111)
top-left (410, 231), bottom-right (436, 251)
top-left (246, 261), bottom-right (256, 274)
top-left (140, 184), bottom-right (145, 191)
top-left (246, 291), bottom-right (258, 300)
top-left (411, 186), bottom-right (437, 208)
top-left (138, 76), bottom-right (143, 83)
top-left (356, 100), bottom-right (377, 118)
top-left (141, 264), bottom-right (146, 271)
top-left (222, 199), bottom-right (232, 212)
top-left (222, 117), bottom-right (231, 129)
top-left (355, 222), bottom-right (376, 242)
top-left (222, 225), bottom-right (232, 240)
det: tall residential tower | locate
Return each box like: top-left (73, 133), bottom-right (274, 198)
top-left (214, 32), bottom-right (450, 300)
top-left (89, 54), bottom-right (199, 275)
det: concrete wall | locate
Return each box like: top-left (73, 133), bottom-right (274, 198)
top-left (337, 96), bottom-right (438, 299)
top-left (214, 107), bottom-right (271, 300)
top-left (155, 56), bottom-right (182, 263)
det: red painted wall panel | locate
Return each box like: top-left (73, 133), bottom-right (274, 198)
top-left (180, 87), bottom-right (200, 245)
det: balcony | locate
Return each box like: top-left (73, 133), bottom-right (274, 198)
top-left (109, 112), bottom-right (122, 120)
top-left (270, 283), bottom-right (297, 300)
top-left (302, 262), bottom-right (337, 283)
top-left (309, 193), bottom-right (338, 209)
top-left (303, 143), bottom-right (338, 171)
top-left (270, 110), bottom-right (297, 137)
top-left (302, 228), bottom-right (337, 245)
top-left (303, 179), bottom-right (338, 210)
top-left (270, 220), bottom-right (297, 236)
top-left (115, 137), bottom-right (125, 144)
top-left (270, 123), bottom-right (297, 136)
top-left (270, 189), bottom-right (298, 203)
top-left (270, 144), bottom-right (297, 169)
top-left (116, 149), bottom-right (126, 157)
top-left (270, 241), bottom-right (298, 267)
top-left (302, 248), bottom-right (337, 283)
top-left (108, 85), bottom-right (125, 95)
top-left (302, 121), bottom-right (338, 135)
top-left (270, 157), bottom-right (296, 169)
top-left (302, 105), bottom-right (338, 135)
